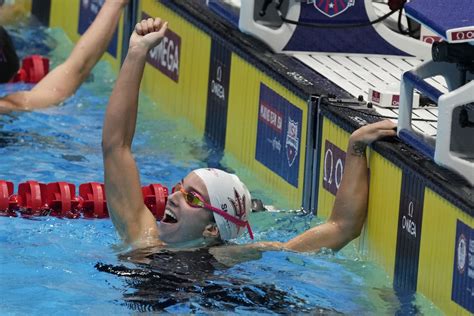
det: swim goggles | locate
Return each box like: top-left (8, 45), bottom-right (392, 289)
top-left (172, 183), bottom-right (254, 239)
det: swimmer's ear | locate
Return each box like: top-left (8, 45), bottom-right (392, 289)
top-left (202, 224), bottom-right (219, 239)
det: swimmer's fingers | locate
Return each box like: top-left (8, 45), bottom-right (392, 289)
top-left (153, 18), bottom-right (162, 31)
top-left (137, 18), bottom-right (164, 35)
top-left (142, 19), bottom-right (168, 46)
top-left (369, 119), bottom-right (397, 131)
top-left (135, 22), bottom-right (143, 36)
top-left (375, 128), bottom-right (397, 139)
top-left (135, 18), bottom-right (154, 36)
top-left (131, 18), bottom-right (168, 50)
top-left (351, 119), bottom-right (397, 144)
top-left (140, 18), bottom-right (152, 34)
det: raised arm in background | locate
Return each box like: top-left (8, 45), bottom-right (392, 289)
top-left (0, 0), bottom-right (128, 111)
top-left (102, 17), bottom-right (168, 247)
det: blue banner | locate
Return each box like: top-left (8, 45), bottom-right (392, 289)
top-left (78, 0), bottom-right (118, 58)
top-left (452, 220), bottom-right (474, 313)
top-left (255, 83), bottom-right (302, 187)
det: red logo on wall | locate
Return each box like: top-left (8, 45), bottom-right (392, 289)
top-left (391, 94), bottom-right (400, 107)
top-left (259, 102), bottom-right (283, 133)
top-left (371, 90), bottom-right (381, 103)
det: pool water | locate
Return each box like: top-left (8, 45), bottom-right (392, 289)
top-left (0, 22), bottom-right (442, 315)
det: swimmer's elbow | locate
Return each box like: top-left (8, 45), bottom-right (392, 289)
top-left (101, 137), bottom-right (130, 155)
top-left (101, 139), bottom-right (112, 155)
top-left (339, 220), bottom-right (364, 245)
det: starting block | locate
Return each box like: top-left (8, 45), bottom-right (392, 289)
top-left (398, 0), bottom-right (474, 186)
top-left (238, 0), bottom-right (430, 58)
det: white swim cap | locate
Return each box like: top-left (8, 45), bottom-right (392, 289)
top-left (193, 168), bottom-right (252, 240)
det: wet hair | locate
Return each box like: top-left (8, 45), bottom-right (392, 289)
top-left (0, 26), bottom-right (19, 83)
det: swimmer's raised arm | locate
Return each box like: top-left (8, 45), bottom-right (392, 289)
top-left (102, 18), bottom-right (168, 246)
top-left (249, 120), bottom-right (397, 253)
top-left (0, 0), bottom-right (128, 111)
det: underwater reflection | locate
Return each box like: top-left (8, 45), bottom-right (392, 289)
top-left (96, 247), bottom-right (343, 314)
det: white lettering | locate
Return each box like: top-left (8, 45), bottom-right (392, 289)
top-left (335, 158), bottom-right (343, 189)
top-left (323, 149), bottom-right (334, 184)
top-left (160, 37), bottom-right (168, 67)
top-left (402, 215), bottom-right (417, 238)
top-left (286, 71), bottom-right (314, 86)
top-left (469, 239), bottom-right (474, 253)
top-left (267, 137), bottom-right (282, 152)
top-left (277, 116), bottom-right (282, 130)
top-left (149, 36), bottom-right (179, 77)
top-left (211, 80), bottom-right (225, 100)
top-left (259, 104), bottom-right (283, 132)
top-left (408, 201), bottom-right (414, 217)
top-left (350, 116), bottom-right (368, 126)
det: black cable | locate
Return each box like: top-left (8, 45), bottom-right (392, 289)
top-left (397, 8), bottom-right (409, 35)
top-left (277, 5), bottom-right (400, 29)
top-left (397, 7), bottom-right (416, 37)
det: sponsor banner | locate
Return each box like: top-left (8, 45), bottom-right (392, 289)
top-left (255, 83), bottom-right (302, 187)
top-left (394, 171), bottom-right (425, 293)
top-left (449, 29), bottom-right (474, 43)
top-left (205, 39), bottom-right (231, 149)
top-left (79, 0), bottom-right (118, 57)
top-left (322, 140), bottom-right (346, 196)
top-left (452, 220), bottom-right (474, 313)
top-left (143, 12), bottom-right (181, 82)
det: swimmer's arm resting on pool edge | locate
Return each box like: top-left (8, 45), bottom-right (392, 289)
top-left (250, 120), bottom-right (397, 253)
top-left (102, 18), bottom-right (168, 247)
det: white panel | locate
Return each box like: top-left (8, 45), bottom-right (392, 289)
top-left (294, 53), bottom-right (448, 137)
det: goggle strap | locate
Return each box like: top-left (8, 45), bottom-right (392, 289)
top-left (205, 204), bottom-right (253, 239)
top-left (247, 222), bottom-right (254, 240)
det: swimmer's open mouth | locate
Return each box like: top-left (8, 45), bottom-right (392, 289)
top-left (162, 209), bottom-right (178, 223)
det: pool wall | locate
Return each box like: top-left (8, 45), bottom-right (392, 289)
top-left (27, 0), bottom-right (474, 314)
top-left (316, 109), bottom-right (473, 315)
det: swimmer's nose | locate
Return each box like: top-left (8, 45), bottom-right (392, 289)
top-left (167, 190), bottom-right (179, 208)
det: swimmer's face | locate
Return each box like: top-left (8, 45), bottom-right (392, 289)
top-left (158, 172), bottom-right (215, 244)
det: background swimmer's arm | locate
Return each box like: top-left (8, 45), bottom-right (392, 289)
top-left (0, 96), bottom-right (22, 112)
top-left (280, 120), bottom-right (397, 253)
top-left (2, 0), bottom-right (127, 110)
top-left (102, 18), bottom-right (168, 247)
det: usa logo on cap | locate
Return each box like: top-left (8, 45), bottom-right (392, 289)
top-left (313, 0), bottom-right (355, 18)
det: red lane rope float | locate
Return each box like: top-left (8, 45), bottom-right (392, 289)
top-left (10, 55), bottom-right (50, 84)
top-left (0, 180), bottom-right (168, 220)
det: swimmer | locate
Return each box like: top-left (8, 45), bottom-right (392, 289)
top-left (102, 16), bottom-right (397, 252)
top-left (0, 0), bottom-right (129, 112)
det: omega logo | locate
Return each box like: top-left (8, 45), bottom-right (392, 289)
top-left (211, 65), bottom-right (225, 100)
top-left (323, 149), bottom-right (344, 190)
top-left (401, 201), bottom-right (417, 238)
